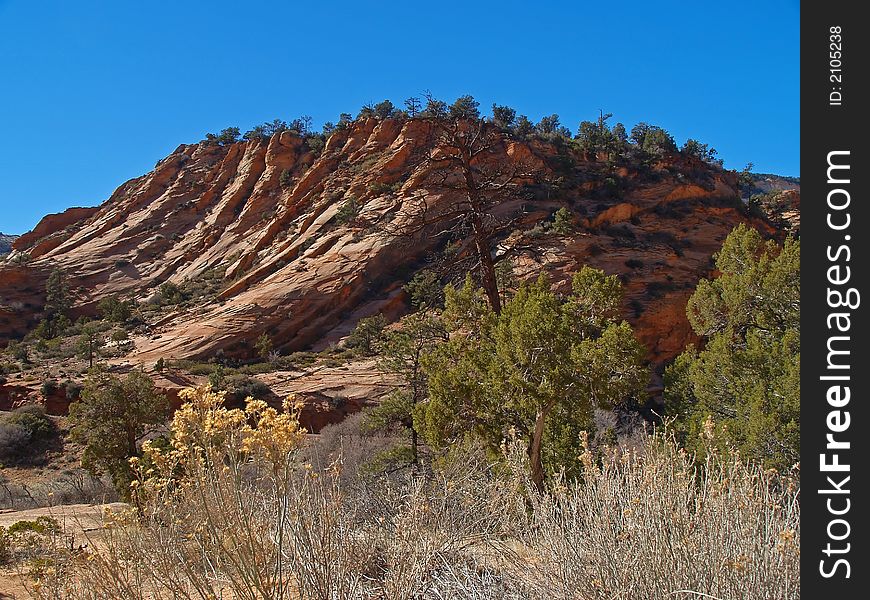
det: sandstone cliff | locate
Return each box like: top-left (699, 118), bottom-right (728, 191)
top-left (1, 117), bottom-right (792, 378)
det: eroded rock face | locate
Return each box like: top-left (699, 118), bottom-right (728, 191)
top-left (1, 118), bottom-right (793, 377)
top-left (12, 207), bottom-right (100, 256)
top-left (0, 264), bottom-right (49, 344)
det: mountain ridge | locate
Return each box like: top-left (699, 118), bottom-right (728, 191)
top-left (0, 234), bottom-right (18, 256)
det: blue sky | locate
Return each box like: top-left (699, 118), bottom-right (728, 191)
top-left (0, 0), bottom-right (799, 235)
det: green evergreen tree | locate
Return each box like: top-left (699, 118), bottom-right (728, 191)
top-left (76, 322), bottom-right (103, 369)
top-left (664, 225), bottom-right (800, 470)
top-left (373, 100), bottom-right (397, 119)
top-left (98, 294), bottom-right (134, 323)
top-left (255, 333), bottom-right (273, 360)
top-left (159, 281), bottom-right (186, 305)
top-left (69, 369), bottom-right (168, 497)
top-left (552, 207), bottom-right (574, 235)
top-left (536, 114), bottom-right (566, 136)
top-left (364, 313), bottom-right (447, 467)
top-left (514, 115), bottom-right (534, 138)
top-left (449, 95), bottom-right (480, 120)
top-left (401, 93), bottom-right (540, 313)
top-left (681, 139), bottom-right (723, 167)
top-left (575, 111), bottom-right (624, 158)
top-left (738, 162), bottom-right (756, 197)
top-left (346, 314), bottom-right (387, 356)
top-left (40, 267), bottom-right (71, 339)
top-left (630, 123), bottom-right (677, 159)
top-left (404, 97), bottom-right (422, 117)
top-left (417, 269), bottom-right (647, 491)
top-left (208, 127), bottom-right (240, 145)
top-left (403, 270), bottom-right (444, 311)
top-left (491, 104), bottom-right (517, 129)
top-left (495, 258), bottom-right (517, 304)
top-left (208, 364), bottom-right (225, 392)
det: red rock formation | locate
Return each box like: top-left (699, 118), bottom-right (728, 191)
top-left (1, 118), bottom-right (793, 379)
top-left (12, 207), bottom-right (99, 255)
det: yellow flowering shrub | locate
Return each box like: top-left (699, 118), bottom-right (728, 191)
top-left (133, 385), bottom-right (306, 500)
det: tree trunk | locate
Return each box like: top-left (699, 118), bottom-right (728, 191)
top-left (471, 214), bottom-right (501, 314)
top-left (126, 425), bottom-right (138, 460)
top-left (529, 405), bottom-right (552, 494)
top-left (462, 157), bottom-right (501, 315)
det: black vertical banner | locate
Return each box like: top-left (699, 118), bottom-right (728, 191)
top-left (802, 1), bottom-right (868, 596)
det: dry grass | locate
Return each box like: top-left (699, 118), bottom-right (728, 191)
top-left (501, 432), bottom-right (800, 599)
top-left (0, 469), bottom-right (117, 510)
top-left (16, 388), bottom-right (798, 599)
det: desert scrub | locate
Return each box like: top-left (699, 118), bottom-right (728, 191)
top-left (0, 405), bottom-right (56, 461)
top-left (0, 516), bottom-right (61, 565)
top-left (29, 390), bottom-right (799, 600)
top-left (28, 387), bottom-right (514, 599)
top-left (505, 429), bottom-right (800, 599)
top-left (76, 387), bottom-right (313, 600)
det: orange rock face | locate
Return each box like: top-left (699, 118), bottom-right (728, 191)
top-left (12, 207), bottom-right (99, 255)
top-left (1, 118), bottom-right (794, 381)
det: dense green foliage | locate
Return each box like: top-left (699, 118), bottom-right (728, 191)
top-left (346, 314), bottom-right (387, 356)
top-left (97, 294), bottom-right (134, 323)
top-left (664, 225), bottom-right (800, 469)
top-left (158, 281), bottom-right (187, 304)
top-left (403, 270), bottom-right (444, 311)
top-left (449, 95), bottom-right (481, 120)
top-left (630, 122), bottom-right (677, 158)
top-left (682, 138), bottom-right (723, 167)
top-left (490, 103), bottom-right (516, 129)
top-left (204, 127), bottom-right (241, 146)
top-left (575, 112), bottom-right (628, 158)
top-left (68, 369), bottom-right (169, 496)
top-left (243, 118), bottom-right (289, 141)
top-left (0, 405), bottom-right (56, 461)
top-left (416, 269), bottom-right (647, 489)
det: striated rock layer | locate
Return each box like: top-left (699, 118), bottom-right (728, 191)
top-left (1, 117), bottom-right (792, 377)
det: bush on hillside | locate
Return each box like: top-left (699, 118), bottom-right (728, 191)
top-left (0, 405), bottom-right (56, 461)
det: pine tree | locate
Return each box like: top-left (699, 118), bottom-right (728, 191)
top-left (665, 225), bottom-right (800, 469)
top-left (40, 267), bottom-right (71, 338)
top-left (77, 322), bottom-right (103, 369)
top-left (69, 369), bottom-right (168, 497)
top-left (364, 312), bottom-right (447, 467)
top-left (389, 93), bottom-right (541, 313)
top-left (417, 269), bottom-right (647, 491)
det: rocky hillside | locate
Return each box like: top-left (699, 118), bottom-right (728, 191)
top-left (0, 117), bottom-right (793, 379)
top-left (745, 172), bottom-right (800, 199)
top-left (0, 233), bottom-right (17, 255)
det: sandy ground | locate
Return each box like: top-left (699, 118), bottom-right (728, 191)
top-left (0, 502), bottom-right (127, 599)
top-left (0, 502), bottom-right (127, 530)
